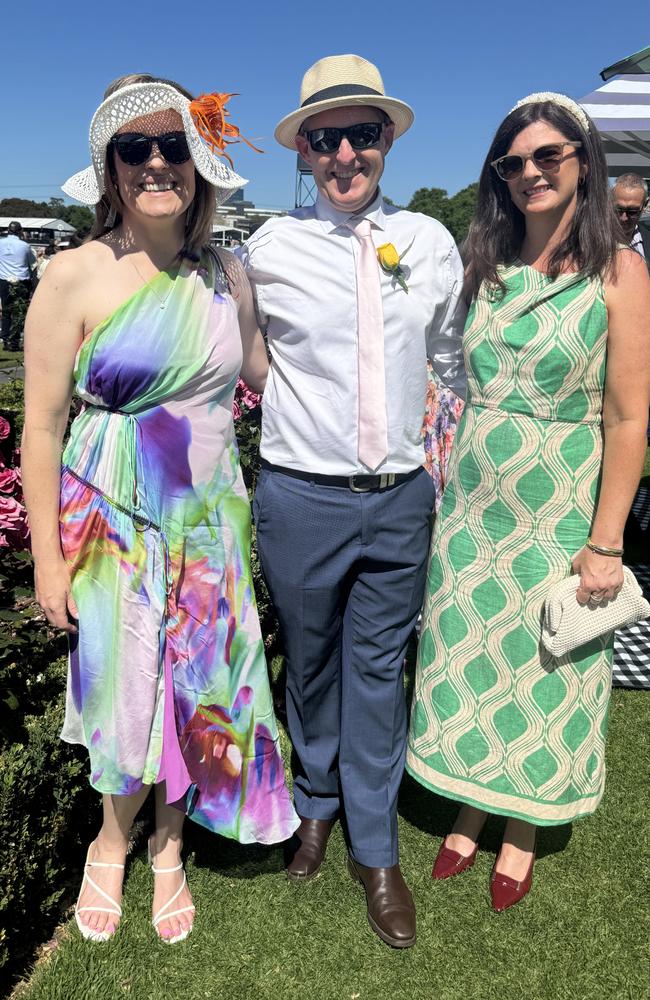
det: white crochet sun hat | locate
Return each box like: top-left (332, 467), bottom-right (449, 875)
top-left (62, 82), bottom-right (248, 207)
top-left (275, 54), bottom-right (414, 150)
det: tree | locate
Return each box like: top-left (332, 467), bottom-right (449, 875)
top-left (0, 196), bottom-right (94, 238)
top-left (0, 197), bottom-right (50, 217)
top-left (407, 187), bottom-right (450, 225)
top-left (405, 183), bottom-right (478, 245)
top-left (60, 204), bottom-right (94, 237)
top-left (47, 197), bottom-right (66, 216)
top-left (445, 183), bottom-right (478, 245)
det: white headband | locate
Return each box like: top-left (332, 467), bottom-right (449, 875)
top-left (510, 92), bottom-right (591, 134)
top-left (62, 82), bottom-right (249, 207)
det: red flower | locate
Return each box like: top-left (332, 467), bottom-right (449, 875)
top-left (0, 494), bottom-right (23, 523)
top-left (233, 378), bottom-right (261, 421)
top-left (0, 494), bottom-right (29, 549)
top-left (0, 464), bottom-right (19, 493)
top-left (0, 416), bottom-right (10, 441)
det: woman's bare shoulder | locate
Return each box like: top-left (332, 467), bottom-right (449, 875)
top-left (37, 240), bottom-right (112, 293)
top-left (604, 246), bottom-right (650, 294)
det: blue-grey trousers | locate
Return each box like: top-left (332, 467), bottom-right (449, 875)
top-left (253, 465), bottom-right (434, 867)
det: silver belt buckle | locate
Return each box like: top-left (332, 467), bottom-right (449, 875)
top-left (348, 473), bottom-right (396, 493)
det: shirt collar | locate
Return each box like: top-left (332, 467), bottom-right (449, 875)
top-left (314, 189), bottom-right (387, 234)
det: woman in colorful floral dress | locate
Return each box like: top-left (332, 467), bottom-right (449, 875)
top-left (22, 74), bottom-right (298, 945)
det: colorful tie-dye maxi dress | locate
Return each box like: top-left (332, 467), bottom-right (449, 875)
top-left (59, 254), bottom-right (299, 845)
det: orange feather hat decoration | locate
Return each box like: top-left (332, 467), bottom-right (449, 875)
top-left (189, 92), bottom-right (263, 167)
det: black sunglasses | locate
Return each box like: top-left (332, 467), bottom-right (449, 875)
top-left (304, 122), bottom-right (384, 154)
top-left (491, 142), bottom-right (582, 182)
top-left (614, 206), bottom-right (642, 219)
top-left (109, 131), bottom-right (191, 166)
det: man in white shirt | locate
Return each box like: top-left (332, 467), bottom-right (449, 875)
top-left (238, 54), bottom-right (466, 948)
top-left (0, 221), bottom-right (35, 350)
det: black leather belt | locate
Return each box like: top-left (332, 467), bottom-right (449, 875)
top-left (260, 461), bottom-right (420, 493)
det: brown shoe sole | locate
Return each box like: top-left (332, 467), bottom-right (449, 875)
top-left (285, 864), bottom-right (323, 882)
top-left (347, 858), bottom-right (416, 949)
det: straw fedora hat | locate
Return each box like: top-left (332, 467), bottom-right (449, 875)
top-left (275, 54), bottom-right (414, 150)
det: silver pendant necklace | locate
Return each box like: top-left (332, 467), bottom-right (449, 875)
top-left (128, 254), bottom-right (178, 309)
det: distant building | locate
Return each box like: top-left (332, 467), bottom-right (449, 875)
top-left (210, 194), bottom-right (287, 246)
top-left (0, 217), bottom-right (76, 247)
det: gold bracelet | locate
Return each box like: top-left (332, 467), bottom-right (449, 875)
top-left (586, 537), bottom-right (624, 557)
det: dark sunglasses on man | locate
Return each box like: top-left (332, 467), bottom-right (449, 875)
top-left (614, 206), bottom-right (643, 219)
top-left (304, 122), bottom-right (385, 154)
top-left (109, 131), bottom-right (191, 166)
top-left (490, 141), bottom-right (582, 182)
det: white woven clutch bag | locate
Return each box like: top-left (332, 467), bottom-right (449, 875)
top-left (542, 567), bottom-right (650, 657)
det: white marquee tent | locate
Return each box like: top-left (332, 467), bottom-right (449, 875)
top-left (0, 217), bottom-right (76, 234)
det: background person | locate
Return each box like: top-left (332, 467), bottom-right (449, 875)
top-left (0, 221), bottom-right (35, 350)
top-left (612, 173), bottom-right (649, 257)
top-left (21, 73), bottom-right (298, 946)
top-left (35, 243), bottom-right (57, 282)
top-left (407, 94), bottom-right (650, 912)
top-left (238, 54), bottom-right (467, 949)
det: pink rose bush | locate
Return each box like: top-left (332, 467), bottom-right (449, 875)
top-left (232, 378), bottom-right (262, 422)
top-left (0, 415), bottom-right (29, 550)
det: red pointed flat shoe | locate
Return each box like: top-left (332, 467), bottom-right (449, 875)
top-left (432, 837), bottom-right (479, 880)
top-left (490, 852), bottom-right (535, 912)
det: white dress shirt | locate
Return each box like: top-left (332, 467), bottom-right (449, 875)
top-left (630, 228), bottom-right (646, 259)
top-left (238, 191), bottom-right (467, 475)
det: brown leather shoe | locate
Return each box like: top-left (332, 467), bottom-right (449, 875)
top-left (347, 856), bottom-right (416, 948)
top-left (284, 817), bottom-right (335, 881)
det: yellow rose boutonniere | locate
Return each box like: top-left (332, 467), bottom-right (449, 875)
top-left (376, 238), bottom-right (414, 293)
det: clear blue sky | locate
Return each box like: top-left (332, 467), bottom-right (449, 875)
top-left (0, 1), bottom-right (639, 211)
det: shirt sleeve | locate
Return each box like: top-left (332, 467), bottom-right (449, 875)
top-left (235, 240), bottom-right (268, 331)
top-left (426, 239), bottom-right (468, 400)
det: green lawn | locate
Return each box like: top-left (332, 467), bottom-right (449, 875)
top-left (12, 684), bottom-right (650, 1000)
top-left (0, 349), bottom-right (23, 371)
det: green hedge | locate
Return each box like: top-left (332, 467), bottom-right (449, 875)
top-left (0, 379), bottom-right (25, 437)
top-left (0, 669), bottom-right (99, 980)
top-left (0, 542), bottom-right (100, 984)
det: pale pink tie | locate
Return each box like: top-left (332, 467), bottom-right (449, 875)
top-left (346, 218), bottom-right (388, 471)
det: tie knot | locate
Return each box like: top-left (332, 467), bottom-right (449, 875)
top-left (347, 218), bottom-right (372, 239)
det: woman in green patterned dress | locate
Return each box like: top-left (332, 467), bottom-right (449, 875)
top-left (407, 94), bottom-right (650, 911)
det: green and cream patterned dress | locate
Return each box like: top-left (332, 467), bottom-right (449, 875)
top-left (407, 263), bottom-right (613, 826)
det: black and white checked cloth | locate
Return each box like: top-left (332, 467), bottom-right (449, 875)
top-left (629, 484), bottom-right (650, 534)
top-left (613, 563), bottom-right (650, 689)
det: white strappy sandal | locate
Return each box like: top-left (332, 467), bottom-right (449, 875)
top-left (75, 843), bottom-right (124, 942)
top-left (148, 841), bottom-right (195, 945)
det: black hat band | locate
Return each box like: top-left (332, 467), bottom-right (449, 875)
top-left (301, 84), bottom-right (383, 108)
